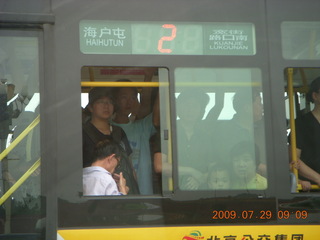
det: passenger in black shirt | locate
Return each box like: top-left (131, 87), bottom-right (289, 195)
top-left (292, 77), bottom-right (320, 189)
top-left (82, 87), bottom-right (139, 194)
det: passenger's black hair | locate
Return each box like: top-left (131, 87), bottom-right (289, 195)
top-left (176, 88), bottom-right (210, 121)
top-left (92, 139), bottom-right (121, 163)
top-left (306, 76), bottom-right (320, 103)
top-left (88, 87), bottom-right (114, 106)
top-left (84, 87), bottom-right (115, 120)
top-left (112, 79), bottom-right (138, 98)
top-left (229, 141), bottom-right (260, 168)
top-left (176, 88), bottom-right (209, 108)
top-left (208, 162), bottom-right (230, 177)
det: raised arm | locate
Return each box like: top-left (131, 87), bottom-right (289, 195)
top-left (137, 68), bottom-right (157, 119)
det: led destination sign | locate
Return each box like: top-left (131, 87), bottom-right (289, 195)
top-left (80, 20), bottom-right (256, 55)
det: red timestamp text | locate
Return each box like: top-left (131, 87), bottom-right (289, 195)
top-left (212, 210), bottom-right (308, 220)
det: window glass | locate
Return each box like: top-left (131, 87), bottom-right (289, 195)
top-left (285, 67), bottom-right (320, 192)
top-left (174, 68), bottom-right (267, 191)
top-left (81, 67), bottom-right (171, 196)
top-left (0, 34), bottom-right (41, 234)
top-left (281, 22), bottom-right (320, 60)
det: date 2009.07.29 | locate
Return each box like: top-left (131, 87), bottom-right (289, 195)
top-left (212, 210), bottom-right (308, 220)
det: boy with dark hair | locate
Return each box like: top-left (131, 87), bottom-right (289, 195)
top-left (83, 139), bottom-right (128, 196)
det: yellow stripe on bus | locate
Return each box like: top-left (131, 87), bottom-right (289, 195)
top-left (58, 225), bottom-right (320, 240)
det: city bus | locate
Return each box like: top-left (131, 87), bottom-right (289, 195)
top-left (0, 0), bottom-right (320, 239)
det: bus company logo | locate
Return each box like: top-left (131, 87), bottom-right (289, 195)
top-left (182, 230), bottom-right (205, 240)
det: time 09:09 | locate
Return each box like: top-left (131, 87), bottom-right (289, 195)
top-left (212, 210), bottom-right (308, 220)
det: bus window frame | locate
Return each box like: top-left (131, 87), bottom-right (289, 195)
top-left (80, 66), bottom-right (173, 197)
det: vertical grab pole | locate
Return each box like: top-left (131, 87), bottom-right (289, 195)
top-left (287, 68), bottom-right (299, 191)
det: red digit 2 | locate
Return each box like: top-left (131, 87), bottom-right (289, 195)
top-left (158, 24), bottom-right (177, 53)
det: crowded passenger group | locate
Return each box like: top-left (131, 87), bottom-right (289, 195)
top-left (82, 72), bottom-right (320, 195)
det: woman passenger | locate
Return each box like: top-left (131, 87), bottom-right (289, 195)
top-left (291, 76), bottom-right (320, 190)
top-left (82, 87), bottom-right (139, 194)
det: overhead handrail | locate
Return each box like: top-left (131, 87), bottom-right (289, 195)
top-left (0, 115), bottom-right (40, 161)
top-left (81, 81), bottom-right (161, 87)
top-left (81, 81), bottom-right (261, 87)
top-left (0, 158), bottom-right (41, 206)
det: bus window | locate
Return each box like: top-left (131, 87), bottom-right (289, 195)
top-left (281, 22), bottom-right (320, 60)
top-left (174, 68), bottom-right (267, 191)
top-left (80, 67), bottom-right (171, 196)
top-left (285, 67), bottom-right (320, 192)
top-left (0, 33), bottom-right (41, 234)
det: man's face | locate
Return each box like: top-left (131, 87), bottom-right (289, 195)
top-left (116, 88), bottom-right (139, 116)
